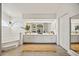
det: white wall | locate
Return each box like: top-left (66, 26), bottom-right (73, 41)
top-left (59, 14), bottom-right (70, 50)
top-left (2, 12), bottom-right (24, 49)
top-left (2, 26), bottom-right (19, 43)
top-left (0, 4), bottom-right (1, 55)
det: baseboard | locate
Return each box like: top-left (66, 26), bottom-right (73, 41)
top-left (71, 42), bottom-right (79, 44)
top-left (2, 45), bottom-right (18, 52)
top-left (23, 42), bottom-right (56, 44)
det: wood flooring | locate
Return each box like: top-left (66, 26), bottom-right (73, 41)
top-left (71, 43), bottom-right (79, 53)
top-left (22, 44), bottom-right (56, 52)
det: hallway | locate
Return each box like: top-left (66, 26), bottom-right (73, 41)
top-left (2, 44), bottom-right (69, 56)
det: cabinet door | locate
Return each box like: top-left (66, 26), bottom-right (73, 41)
top-left (23, 36), bottom-right (31, 42)
top-left (50, 36), bottom-right (57, 43)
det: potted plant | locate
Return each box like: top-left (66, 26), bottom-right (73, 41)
top-left (25, 24), bottom-right (30, 32)
top-left (75, 25), bottom-right (79, 33)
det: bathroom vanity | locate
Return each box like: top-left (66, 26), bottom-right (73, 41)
top-left (23, 34), bottom-right (57, 43)
top-left (23, 21), bottom-right (57, 43)
top-left (71, 33), bottom-right (79, 43)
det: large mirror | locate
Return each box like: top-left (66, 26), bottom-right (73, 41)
top-left (70, 14), bottom-right (79, 54)
top-left (37, 24), bottom-right (43, 34)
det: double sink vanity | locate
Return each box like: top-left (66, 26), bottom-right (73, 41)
top-left (23, 21), bottom-right (57, 43)
top-left (23, 33), bottom-right (57, 43)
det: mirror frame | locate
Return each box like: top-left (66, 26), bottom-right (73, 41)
top-left (70, 14), bottom-right (79, 54)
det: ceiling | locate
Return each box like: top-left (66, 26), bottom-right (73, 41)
top-left (2, 3), bottom-right (59, 19)
top-left (71, 14), bottom-right (79, 19)
top-left (2, 3), bottom-right (79, 19)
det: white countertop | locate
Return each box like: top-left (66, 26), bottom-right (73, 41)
top-left (25, 33), bottom-right (56, 36)
top-left (71, 33), bottom-right (79, 35)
